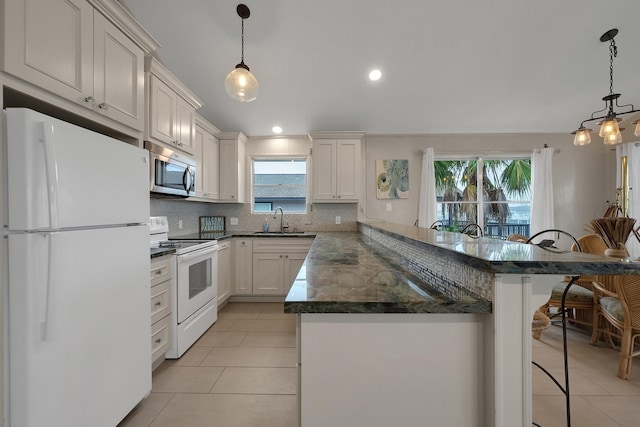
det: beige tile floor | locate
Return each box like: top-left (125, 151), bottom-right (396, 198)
top-left (118, 302), bottom-right (298, 427)
top-left (119, 303), bottom-right (640, 427)
top-left (532, 323), bottom-right (640, 427)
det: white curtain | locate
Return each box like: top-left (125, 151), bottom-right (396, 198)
top-left (616, 142), bottom-right (640, 257)
top-left (530, 147), bottom-right (555, 235)
top-left (418, 148), bottom-right (437, 227)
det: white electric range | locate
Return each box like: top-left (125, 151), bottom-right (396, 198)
top-left (149, 217), bottom-right (219, 358)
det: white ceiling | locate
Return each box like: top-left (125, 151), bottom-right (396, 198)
top-left (121, 0), bottom-right (640, 138)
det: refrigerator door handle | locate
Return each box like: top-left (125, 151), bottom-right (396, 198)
top-left (37, 233), bottom-right (53, 340)
top-left (38, 122), bottom-right (60, 229)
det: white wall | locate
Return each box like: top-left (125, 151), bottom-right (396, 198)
top-left (152, 133), bottom-right (614, 241)
top-left (361, 133), bottom-right (612, 240)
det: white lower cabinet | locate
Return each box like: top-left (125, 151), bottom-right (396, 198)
top-left (251, 238), bottom-right (313, 296)
top-left (150, 255), bottom-right (172, 369)
top-left (252, 253), bottom-right (287, 295)
top-left (217, 240), bottom-right (231, 305)
top-left (234, 238), bottom-right (253, 295)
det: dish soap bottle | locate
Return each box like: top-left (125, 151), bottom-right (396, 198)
top-left (263, 219), bottom-right (269, 232)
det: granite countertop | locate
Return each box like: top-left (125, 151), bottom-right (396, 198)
top-left (150, 247), bottom-right (175, 259)
top-left (364, 222), bottom-right (640, 276)
top-left (151, 231), bottom-right (316, 258)
top-left (284, 232), bottom-right (492, 314)
top-left (168, 231), bottom-right (317, 241)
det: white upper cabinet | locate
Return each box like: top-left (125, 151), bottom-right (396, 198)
top-left (3, 0), bottom-right (94, 103)
top-left (219, 132), bottom-right (247, 203)
top-left (2, 0), bottom-right (156, 131)
top-left (92, 12), bottom-right (144, 129)
top-left (309, 132), bottom-right (364, 202)
top-left (145, 57), bottom-right (203, 155)
top-left (190, 116), bottom-right (220, 202)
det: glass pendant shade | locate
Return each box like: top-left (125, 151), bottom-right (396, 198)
top-left (598, 117), bottom-right (620, 138)
top-left (634, 120), bottom-right (640, 137)
top-left (603, 129), bottom-right (622, 145)
top-left (225, 66), bottom-right (259, 102)
top-left (573, 128), bottom-right (592, 146)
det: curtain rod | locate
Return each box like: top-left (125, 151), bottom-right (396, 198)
top-left (422, 149), bottom-right (560, 157)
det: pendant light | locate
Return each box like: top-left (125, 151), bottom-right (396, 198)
top-left (572, 29), bottom-right (639, 146)
top-left (225, 4), bottom-right (258, 102)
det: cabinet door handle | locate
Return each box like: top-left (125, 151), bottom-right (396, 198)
top-left (279, 255), bottom-right (283, 258)
top-left (84, 96), bottom-right (95, 104)
top-left (285, 255), bottom-right (289, 258)
top-left (98, 102), bottom-right (109, 110)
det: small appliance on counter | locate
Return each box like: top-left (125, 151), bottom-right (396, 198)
top-left (149, 217), bottom-right (219, 358)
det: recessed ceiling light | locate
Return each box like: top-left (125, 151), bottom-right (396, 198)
top-left (272, 126), bottom-right (283, 134)
top-left (368, 69), bottom-right (382, 81)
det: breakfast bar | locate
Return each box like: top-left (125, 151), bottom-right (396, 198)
top-left (285, 222), bottom-right (640, 427)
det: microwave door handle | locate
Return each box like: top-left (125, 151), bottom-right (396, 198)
top-left (183, 166), bottom-right (194, 193)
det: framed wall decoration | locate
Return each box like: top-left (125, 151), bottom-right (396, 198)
top-left (376, 159), bottom-right (409, 199)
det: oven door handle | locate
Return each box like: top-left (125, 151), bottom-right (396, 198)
top-left (177, 245), bottom-right (218, 263)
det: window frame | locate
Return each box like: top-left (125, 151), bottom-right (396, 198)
top-left (250, 155), bottom-right (310, 214)
top-left (434, 154), bottom-right (532, 238)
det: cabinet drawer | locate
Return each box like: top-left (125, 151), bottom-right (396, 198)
top-left (252, 238), bottom-right (313, 253)
top-left (150, 280), bottom-right (171, 324)
top-left (150, 256), bottom-right (172, 286)
top-left (151, 315), bottom-right (171, 363)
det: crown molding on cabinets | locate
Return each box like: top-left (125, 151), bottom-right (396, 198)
top-left (88, 0), bottom-right (160, 53)
top-left (145, 57), bottom-right (204, 110)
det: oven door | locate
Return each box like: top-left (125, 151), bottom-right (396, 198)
top-left (176, 245), bottom-right (218, 323)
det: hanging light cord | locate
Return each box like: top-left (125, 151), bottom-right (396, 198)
top-left (240, 17), bottom-right (245, 65)
top-left (608, 39), bottom-right (616, 96)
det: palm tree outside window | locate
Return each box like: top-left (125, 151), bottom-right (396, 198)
top-left (435, 157), bottom-right (532, 239)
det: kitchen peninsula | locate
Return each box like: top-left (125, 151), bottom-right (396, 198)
top-left (285, 222), bottom-right (640, 427)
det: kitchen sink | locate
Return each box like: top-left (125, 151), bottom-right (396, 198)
top-left (253, 231), bottom-right (307, 235)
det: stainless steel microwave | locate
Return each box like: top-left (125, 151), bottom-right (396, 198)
top-left (145, 141), bottom-right (196, 197)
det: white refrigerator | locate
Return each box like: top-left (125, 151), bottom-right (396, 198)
top-left (3, 108), bottom-right (152, 427)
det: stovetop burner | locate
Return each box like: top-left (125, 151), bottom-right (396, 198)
top-left (150, 217), bottom-right (218, 255)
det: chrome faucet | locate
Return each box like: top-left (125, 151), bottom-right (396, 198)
top-left (273, 206), bottom-right (287, 232)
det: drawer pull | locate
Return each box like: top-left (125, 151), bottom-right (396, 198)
top-left (155, 270), bottom-right (162, 276)
top-left (154, 338), bottom-right (162, 344)
top-left (154, 301), bottom-right (162, 307)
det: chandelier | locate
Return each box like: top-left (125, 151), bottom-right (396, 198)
top-left (572, 29), bottom-right (640, 146)
top-left (225, 4), bottom-right (259, 102)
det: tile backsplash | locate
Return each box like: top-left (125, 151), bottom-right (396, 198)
top-left (150, 198), bottom-right (357, 237)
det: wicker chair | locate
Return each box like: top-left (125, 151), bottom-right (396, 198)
top-left (506, 233), bottom-right (528, 243)
top-left (533, 233), bottom-right (602, 338)
top-left (591, 275), bottom-right (640, 380)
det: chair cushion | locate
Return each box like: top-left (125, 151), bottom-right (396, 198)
top-left (599, 296), bottom-right (624, 322)
top-left (551, 283), bottom-right (593, 303)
